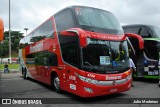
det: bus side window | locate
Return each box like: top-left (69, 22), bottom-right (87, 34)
top-left (55, 8), bottom-right (76, 32)
top-left (59, 35), bottom-right (79, 68)
top-left (43, 20), bottom-right (54, 38)
top-left (144, 41), bottom-right (158, 60)
top-left (123, 27), bottom-right (141, 34)
top-left (139, 27), bottom-right (150, 38)
top-left (24, 34), bottom-right (32, 47)
top-left (35, 58), bottom-right (38, 65)
top-left (30, 20), bottom-right (54, 44)
top-left (42, 51), bottom-right (58, 66)
top-left (49, 53), bottom-right (58, 66)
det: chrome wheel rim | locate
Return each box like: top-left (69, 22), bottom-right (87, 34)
top-left (26, 72), bottom-right (28, 78)
top-left (54, 77), bottom-right (60, 89)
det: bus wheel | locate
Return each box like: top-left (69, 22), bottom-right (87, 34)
top-left (23, 68), bottom-right (28, 80)
top-left (52, 75), bottom-right (61, 93)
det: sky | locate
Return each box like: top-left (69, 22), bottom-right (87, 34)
top-left (0, 0), bottom-right (160, 35)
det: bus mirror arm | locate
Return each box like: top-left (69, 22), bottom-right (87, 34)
top-left (125, 33), bottom-right (144, 50)
top-left (60, 28), bottom-right (87, 47)
top-left (60, 30), bottom-right (77, 36)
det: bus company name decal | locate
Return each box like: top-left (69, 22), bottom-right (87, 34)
top-left (30, 42), bottom-right (43, 53)
top-left (106, 75), bottom-right (122, 80)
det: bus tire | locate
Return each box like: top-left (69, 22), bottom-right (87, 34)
top-left (51, 74), bottom-right (61, 93)
top-left (158, 83), bottom-right (160, 87)
top-left (23, 68), bottom-right (28, 80)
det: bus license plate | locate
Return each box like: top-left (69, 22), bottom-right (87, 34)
top-left (110, 88), bottom-right (117, 92)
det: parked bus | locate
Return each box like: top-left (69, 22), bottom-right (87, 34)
top-left (123, 24), bottom-right (160, 79)
top-left (19, 6), bottom-right (143, 97)
top-left (0, 17), bottom-right (4, 42)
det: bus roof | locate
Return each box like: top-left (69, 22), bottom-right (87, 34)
top-left (54, 5), bottom-right (111, 16)
top-left (122, 24), bottom-right (152, 28)
top-left (26, 6), bottom-right (112, 37)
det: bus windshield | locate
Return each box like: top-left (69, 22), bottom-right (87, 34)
top-left (74, 7), bottom-right (123, 35)
top-left (82, 39), bottom-right (129, 74)
top-left (151, 26), bottom-right (160, 38)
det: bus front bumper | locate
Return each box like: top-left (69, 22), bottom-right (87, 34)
top-left (77, 78), bottom-right (132, 97)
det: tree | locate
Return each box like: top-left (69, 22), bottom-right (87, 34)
top-left (0, 40), bottom-right (9, 58)
top-left (0, 30), bottom-right (24, 57)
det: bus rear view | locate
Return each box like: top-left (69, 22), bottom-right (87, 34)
top-left (19, 6), bottom-right (133, 97)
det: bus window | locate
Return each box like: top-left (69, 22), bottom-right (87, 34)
top-left (55, 9), bottom-right (76, 32)
top-left (123, 27), bottom-right (141, 34)
top-left (43, 51), bottom-right (58, 66)
top-left (149, 26), bottom-right (160, 38)
top-left (82, 39), bottom-right (129, 74)
top-left (24, 35), bottom-right (32, 47)
top-left (27, 51), bottom-right (58, 66)
top-left (30, 20), bottom-right (54, 44)
top-left (139, 27), bottom-right (151, 37)
top-left (144, 41), bottom-right (158, 60)
top-left (75, 7), bottom-right (123, 35)
top-left (36, 20), bottom-right (53, 38)
top-left (59, 35), bottom-right (79, 68)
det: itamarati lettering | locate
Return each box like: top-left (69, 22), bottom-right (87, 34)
top-left (106, 75), bottom-right (122, 80)
top-left (30, 43), bottom-right (43, 53)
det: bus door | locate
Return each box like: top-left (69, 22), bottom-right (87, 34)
top-left (127, 38), bottom-right (137, 68)
top-left (58, 33), bottom-right (80, 94)
top-left (143, 39), bottom-right (159, 77)
top-left (127, 37), bottom-right (145, 77)
top-left (125, 33), bottom-right (144, 77)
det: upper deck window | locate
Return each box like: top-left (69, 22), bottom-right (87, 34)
top-left (150, 26), bottom-right (160, 38)
top-left (55, 9), bottom-right (76, 32)
top-left (74, 7), bottom-right (123, 35)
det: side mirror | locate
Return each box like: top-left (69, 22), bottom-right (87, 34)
top-left (60, 28), bottom-right (87, 47)
top-left (0, 18), bottom-right (4, 42)
top-left (125, 33), bottom-right (144, 50)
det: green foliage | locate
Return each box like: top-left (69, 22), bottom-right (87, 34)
top-left (0, 64), bottom-right (19, 70)
top-left (0, 40), bottom-right (9, 57)
top-left (0, 30), bottom-right (24, 58)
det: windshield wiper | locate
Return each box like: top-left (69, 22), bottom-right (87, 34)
top-left (84, 61), bottom-right (93, 71)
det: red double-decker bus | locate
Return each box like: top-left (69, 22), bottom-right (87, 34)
top-left (19, 6), bottom-right (143, 97)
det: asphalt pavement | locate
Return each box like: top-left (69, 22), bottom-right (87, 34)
top-left (0, 72), bottom-right (160, 107)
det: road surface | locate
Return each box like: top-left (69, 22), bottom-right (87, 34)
top-left (0, 72), bottom-right (159, 107)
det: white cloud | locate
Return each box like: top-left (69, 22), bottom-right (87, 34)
top-left (0, 0), bottom-right (160, 35)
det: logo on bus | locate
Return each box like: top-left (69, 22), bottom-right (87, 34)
top-left (106, 75), bottom-right (122, 80)
top-left (112, 80), bottom-right (116, 85)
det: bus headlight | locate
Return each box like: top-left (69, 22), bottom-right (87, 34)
top-left (126, 73), bottom-right (132, 80)
top-left (84, 87), bottom-right (93, 93)
top-left (76, 73), bottom-right (98, 84)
